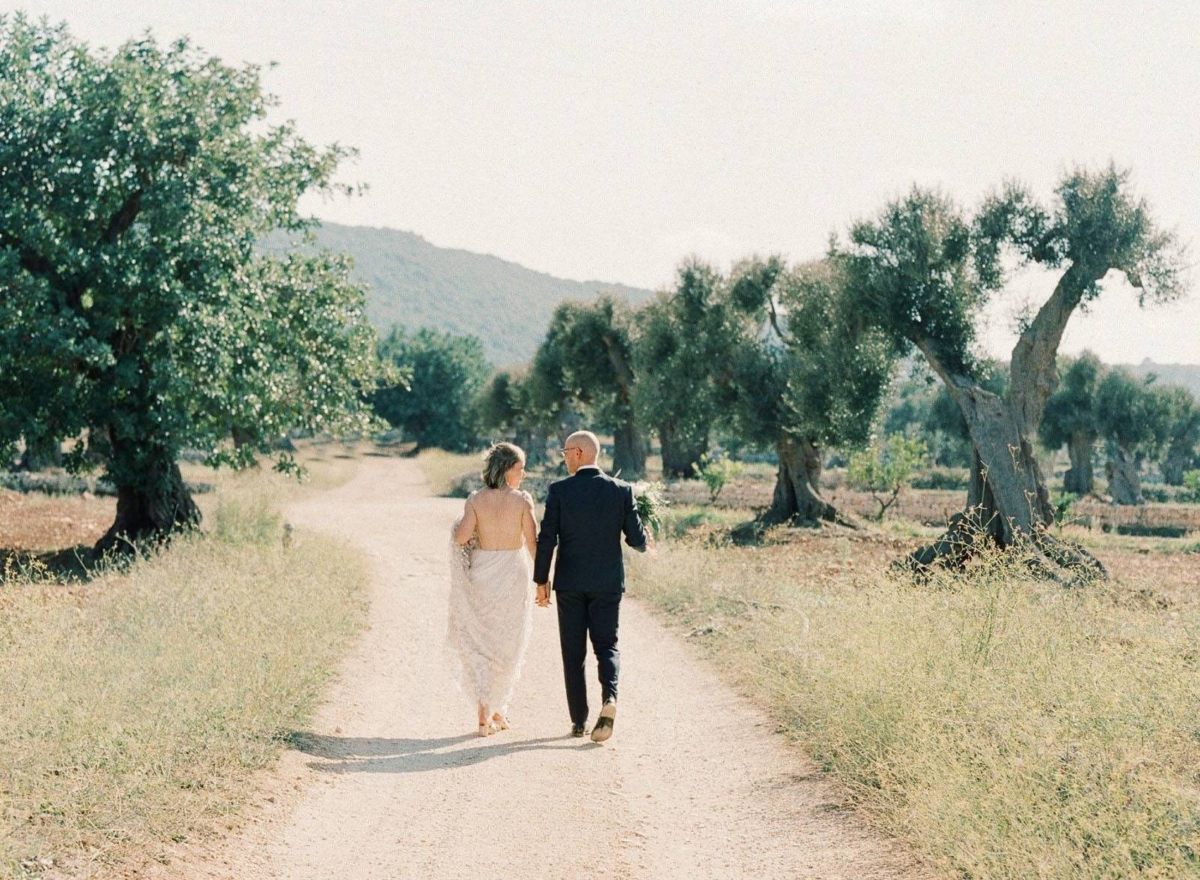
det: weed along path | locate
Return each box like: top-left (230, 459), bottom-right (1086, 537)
top-left (174, 456), bottom-right (924, 880)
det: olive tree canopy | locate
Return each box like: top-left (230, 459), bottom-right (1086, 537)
top-left (520, 298), bottom-right (646, 476)
top-left (1095, 368), bottom-right (1173, 505)
top-left (1040, 351), bottom-right (1105, 495)
top-left (723, 255), bottom-right (896, 524)
top-left (373, 328), bottom-right (489, 453)
top-left (634, 260), bottom-right (737, 478)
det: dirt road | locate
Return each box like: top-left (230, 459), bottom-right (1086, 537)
top-left (175, 456), bottom-right (923, 879)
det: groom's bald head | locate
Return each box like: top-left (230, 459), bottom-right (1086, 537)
top-left (563, 430), bottom-right (600, 472)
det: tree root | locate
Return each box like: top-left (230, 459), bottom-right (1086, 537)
top-left (897, 511), bottom-right (985, 577)
top-left (756, 505), bottom-right (860, 531)
top-left (1037, 532), bottom-right (1107, 583)
top-left (898, 509), bottom-right (1107, 586)
top-left (731, 506), bottom-right (861, 546)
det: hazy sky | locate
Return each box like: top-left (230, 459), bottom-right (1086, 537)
top-left (11, 1), bottom-right (1200, 363)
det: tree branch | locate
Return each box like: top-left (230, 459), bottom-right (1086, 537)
top-left (766, 295), bottom-right (791, 345)
top-left (100, 188), bottom-right (144, 245)
top-left (912, 334), bottom-right (976, 399)
top-left (1009, 263), bottom-right (1103, 437)
top-left (1, 183), bottom-right (143, 310)
top-left (599, 332), bottom-right (636, 399)
top-left (0, 229), bottom-right (67, 291)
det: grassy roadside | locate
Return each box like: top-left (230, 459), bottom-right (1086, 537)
top-left (0, 478), bottom-right (370, 878)
top-left (414, 448), bottom-right (482, 497)
top-left (629, 518), bottom-right (1200, 878)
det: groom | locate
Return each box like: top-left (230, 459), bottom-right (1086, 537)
top-left (534, 430), bottom-right (649, 742)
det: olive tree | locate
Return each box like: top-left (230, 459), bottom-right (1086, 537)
top-left (880, 364), bottom-right (1004, 469)
top-left (525, 315), bottom-right (588, 449)
top-left (843, 167), bottom-right (1185, 581)
top-left (723, 256), bottom-right (896, 525)
top-left (541, 298), bottom-right (647, 478)
top-left (1040, 351), bottom-right (1105, 495)
top-left (1160, 386), bottom-right (1200, 487)
top-left (847, 434), bottom-right (931, 520)
top-left (476, 369), bottom-right (551, 465)
top-left (1095, 368), bottom-right (1173, 505)
top-left (373, 328), bottom-right (490, 453)
top-left (634, 260), bottom-right (737, 478)
top-left (0, 17), bottom-right (383, 550)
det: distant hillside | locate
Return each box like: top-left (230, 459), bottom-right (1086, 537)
top-left (296, 223), bottom-right (654, 366)
top-left (1123, 360), bottom-right (1200, 399)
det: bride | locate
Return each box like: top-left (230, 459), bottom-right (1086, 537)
top-left (447, 442), bottom-right (537, 736)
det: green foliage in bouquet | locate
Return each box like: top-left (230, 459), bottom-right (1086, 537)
top-left (632, 481), bottom-right (669, 536)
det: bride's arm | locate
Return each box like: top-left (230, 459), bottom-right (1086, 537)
top-left (452, 495), bottom-right (478, 545)
top-left (520, 491), bottom-right (537, 559)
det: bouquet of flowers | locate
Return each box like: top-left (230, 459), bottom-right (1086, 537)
top-left (632, 480), bottom-right (669, 536)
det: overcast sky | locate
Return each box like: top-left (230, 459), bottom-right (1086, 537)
top-left (11, 0), bottom-right (1200, 363)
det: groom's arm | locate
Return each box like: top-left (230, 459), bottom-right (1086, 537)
top-left (533, 484), bottom-right (559, 585)
top-left (622, 484), bottom-right (648, 552)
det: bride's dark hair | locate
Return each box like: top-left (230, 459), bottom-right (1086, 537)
top-left (482, 442), bottom-right (525, 489)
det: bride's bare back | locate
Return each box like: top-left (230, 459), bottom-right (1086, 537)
top-left (454, 487), bottom-right (537, 556)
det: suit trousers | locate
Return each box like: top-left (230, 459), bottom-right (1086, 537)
top-left (555, 590), bottom-right (620, 725)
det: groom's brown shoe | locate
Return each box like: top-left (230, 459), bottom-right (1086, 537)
top-left (590, 701), bottom-right (616, 743)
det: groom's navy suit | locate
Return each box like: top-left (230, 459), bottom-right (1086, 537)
top-left (534, 466), bottom-right (647, 726)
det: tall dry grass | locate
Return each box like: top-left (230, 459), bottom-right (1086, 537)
top-left (0, 485), bottom-right (369, 877)
top-left (630, 533), bottom-right (1200, 878)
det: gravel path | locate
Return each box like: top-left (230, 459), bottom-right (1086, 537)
top-left (168, 455), bottom-right (925, 879)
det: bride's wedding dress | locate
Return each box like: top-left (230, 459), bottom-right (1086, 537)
top-left (446, 534), bottom-right (534, 718)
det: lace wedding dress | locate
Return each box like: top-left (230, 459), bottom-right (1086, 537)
top-left (446, 533), bottom-right (534, 716)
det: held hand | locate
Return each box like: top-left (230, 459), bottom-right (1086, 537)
top-left (645, 531), bottom-right (658, 560)
top-left (535, 583), bottom-right (551, 608)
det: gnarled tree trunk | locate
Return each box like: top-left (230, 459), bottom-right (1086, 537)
top-left (761, 433), bottom-right (844, 525)
top-left (1162, 442), bottom-right (1192, 487)
top-left (95, 430), bottom-right (200, 554)
top-left (905, 314), bottom-right (1105, 582)
top-left (1063, 431), bottom-right (1095, 495)
top-left (1105, 445), bottom-right (1143, 505)
top-left (659, 425), bottom-right (707, 479)
top-left (599, 327), bottom-right (647, 480)
top-left (515, 425), bottom-right (549, 467)
top-left (611, 421), bottom-right (649, 480)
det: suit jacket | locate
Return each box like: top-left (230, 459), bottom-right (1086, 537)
top-left (534, 467), bottom-right (647, 592)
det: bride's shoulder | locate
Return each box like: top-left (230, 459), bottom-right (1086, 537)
top-left (501, 487), bottom-right (535, 510)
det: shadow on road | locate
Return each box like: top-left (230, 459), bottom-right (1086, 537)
top-left (286, 730), bottom-right (590, 774)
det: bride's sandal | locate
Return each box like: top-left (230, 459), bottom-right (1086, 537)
top-left (491, 713), bottom-right (510, 731)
